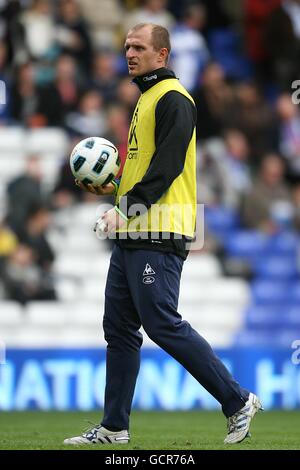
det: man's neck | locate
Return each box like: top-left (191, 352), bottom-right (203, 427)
top-left (133, 67), bottom-right (176, 93)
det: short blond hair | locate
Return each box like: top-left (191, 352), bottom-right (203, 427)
top-left (130, 23), bottom-right (171, 59)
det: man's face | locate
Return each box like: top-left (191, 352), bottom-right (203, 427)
top-left (124, 26), bottom-right (164, 77)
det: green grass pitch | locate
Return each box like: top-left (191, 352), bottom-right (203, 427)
top-left (0, 410), bottom-right (299, 450)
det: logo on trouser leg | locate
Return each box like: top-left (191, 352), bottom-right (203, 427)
top-left (143, 263), bottom-right (156, 284)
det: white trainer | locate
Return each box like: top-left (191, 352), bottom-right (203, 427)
top-left (63, 425), bottom-right (130, 445)
top-left (224, 392), bottom-right (263, 444)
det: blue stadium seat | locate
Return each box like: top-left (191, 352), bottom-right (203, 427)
top-left (265, 231), bottom-right (299, 256)
top-left (234, 329), bottom-right (300, 347)
top-left (253, 255), bottom-right (298, 279)
top-left (251, 280), bottom-right (291, 305)
top-left (223, 230), bottom-right (299, 259)
top-left (208, 28), bottom-right (237, 52)
top-left (245, 305), bottom-right (300, 329)
top-left (251, 280), bottom-right (300, 305)
top-left (234, 330), bottom-right (279, 346)
top-left (287, 306), bottom-right (300, 322)
top-left (205, 206), bottom-right (239, 238)
top-left (207, 29), bottom-right (253, 80)
top-left (224, 230), bottom-right (268, 257)
top-left (290, 283), bottom-right (300, 303)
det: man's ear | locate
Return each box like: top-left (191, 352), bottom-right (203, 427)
top-left (158, 47), bottom-right (169, 64)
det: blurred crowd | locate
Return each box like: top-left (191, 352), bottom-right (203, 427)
top-left (1, 0), bottom-right (300, 303)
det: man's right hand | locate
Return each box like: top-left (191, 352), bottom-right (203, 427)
top-left (75, 179), bottom-right (115, 196)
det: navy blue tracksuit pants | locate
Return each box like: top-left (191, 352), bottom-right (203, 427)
top-left (101, 245), bottom-right (249, 430)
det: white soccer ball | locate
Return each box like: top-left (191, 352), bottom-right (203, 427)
top-left (70, 136), bottom-right (120, 186)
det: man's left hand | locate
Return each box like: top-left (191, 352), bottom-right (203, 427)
top-left (100, 207), bottom-right (127, 233)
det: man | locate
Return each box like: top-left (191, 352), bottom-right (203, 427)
top-left (64, 23), bottom-right (262, 446)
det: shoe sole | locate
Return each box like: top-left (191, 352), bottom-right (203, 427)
top-left (63, 437), bottom-right (130, 445)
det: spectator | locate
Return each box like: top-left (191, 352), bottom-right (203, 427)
top-left (229, 82), bottom-right (276, 165)
top-left (170, 3), bottom-right (210, 92)
top-left (0, 0), bottom-right (26, 67)
top-left (0, 40), bottom-right (10, 123)
top-left (116, 77), bottom-right (140, 119)
top-left (10, 62), bottom-right (41, 125)
top-left (11, 61), bottom-right (63, 126)
top-left (6, 155), bottom-right (44, 235)
top-left (20, 0), bottom-right (56, 61)
top-left (65, 89), bottom-right (107, 136)
top-left (55, 54), bottom-right (82, 112)
top-left (52, 137), bottom-right (84, 209)
top-left (276, 92), bottom-right (300, 182)
top-left (197, 130), bottom-right (251, 209)
top-left (36, 54), bottom-right (83, 127)
top-left (196, 139), bottom-right (230, 205)
top-left (91, 51), bottom-right (120, 104)
top-left (0, 221), bottom-right (18, 258)
top-left (2, 243), bottom-right (56, 304)
top-left (265, 0), bottom-right (300, 90)
top-left (221, 129), bottom-right (252, 208)
top-left (291, 182), bottom-right (300, 229)
top-left (53, 135), bottom-right (106, 207)
top-left (193, 62), bottom-right (234, 141)
top-left (78, 0), bottom-right (124, 51)
top-left (244, 0), bottom-right (281, 82)
top-left (201, 0), bottom-right (232, 33)
top-left (0, 220), bottom-right (18, 281)
top-left (241, 153), bottom-right (294, 232)
top-left (123, 0), bottom-right (175, 35)
top-left (18, 204), bottom-right (55, 271)
top-left (56, 0), bottom-right (93, 77)
top-left (104, 103), bottom-right (130, 175)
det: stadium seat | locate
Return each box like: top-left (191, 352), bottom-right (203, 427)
top-left (55, 278), bottom-right (80, 301)
top-left (180, 278), bottom-right (249, 306)
top-left (182, 304), bottom-right (244, 330)
top-left (182, 253), bottom-right (222, 279)
top-left (60, 327), bottom-right (104, 347)
top-left (224, 230), bottom-right (268, 257)
top-left (194, 327), bottom-right (236, 348)
top-left (244, 305), bottom-right (300, 329)
top-left (80, 279), bottom-right (105, 302)
top-left (39, 155), bottom-right (62, 190)
top-left (64, 230), bottom-right (102, 253)
top-left (287, 306), bottom-right (300, 322)
top-left (51, 206), bottom-right (75, 230)
top-left (235, 325), bottom-right (300, 346)
top-left (53, 253), bottom-right (110, 279)
top-left (234, 330), bottom-right (278, 347)
top-left (253, 255), bottom-right (298, 279)
top-left (0, 301), bottom-right (23, 325)
top-left (245, 329), bottom-right (300, 347)
top-left (266, 231), bottom-right (299, 256)
top-left (1, 155), bottom-right (26, 183)
top-left (205, 206), bottom-right (239, 237)
top-left (0, 128), bottom-right (24, 152)
top-left (53, 255), bottom-right (87, 278)
top-left (208, 28), bottom-right (253, 80)
top-left (26, 128), bottom-right (69, 155)
top-left (71, 301), bottom-right (104, 325)
top-left (71, 202), bottom-right (111, 227)
top-left (251, 280), bottom-right (291, 305)
top-left (25, 301), bottom-right (68, 326)
top-left (9, 325), bottom-right (66, 347)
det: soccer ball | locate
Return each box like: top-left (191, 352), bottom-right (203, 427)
top-left (70, 137), bottom-right (120, 186)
